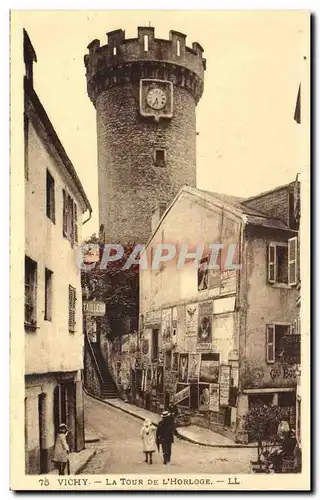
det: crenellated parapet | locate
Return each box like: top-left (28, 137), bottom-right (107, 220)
top-left (84, 27), bottom-right (206, 106)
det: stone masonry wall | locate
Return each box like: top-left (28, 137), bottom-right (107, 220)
top-left (96, 83), bottom-right (196, 243)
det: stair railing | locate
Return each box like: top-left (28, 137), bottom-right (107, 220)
top-left (84, 331), bottom-right (105, 398)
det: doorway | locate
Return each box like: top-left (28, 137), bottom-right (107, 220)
top-left (38, 393), bottom-right (47, 474)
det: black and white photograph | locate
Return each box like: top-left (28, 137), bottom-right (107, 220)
top-left (10, 8), bottom-right (310, 492)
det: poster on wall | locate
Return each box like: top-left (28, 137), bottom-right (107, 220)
top-left (165, 350), bottom-right (172, 370)
top-left (164, 370), bottom-right (178, 394)
top-left (172, 353), bottom-right (179, 372)
top-left (172, 307), bottom-right (178, 346)
top-left (145, 310), bottom-right (162, 327)
top-left (199, 353), bottom-right (220, 383)
top-left (186, 303), bottom-right (198, 336)
top-left (174, 383), bottom-right (190, 408)
top-left (219, 365), bottom-right (231, 406)
top-left (141, 339), bottom-right (149, 355)
top-left (161, 309), bottom-right (172, 349)
top-left (188, 353), bottom-right (201, 381)
top-left (199, 383), bottom-right (210, 412)
top-left (221, 269), bottom-right (237, 295)
top-left (157, 365), bottom-right (164, 393)
top-left (209, 383), bottom-right (220, 412)
top-left (146, 366), bottom-right (152, 392)
top-left (197, 302), bottom-right (213, 350)
top-left (178, 353), bottom-right (189, 383)
top-left (151, 364), bottom-right (157, 388)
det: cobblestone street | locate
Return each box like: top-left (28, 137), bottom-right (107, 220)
top-left (83, 395), bottom-right (256, 474)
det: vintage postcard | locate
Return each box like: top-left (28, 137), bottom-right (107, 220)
top-left (10, 9), bottom-right (310, 491)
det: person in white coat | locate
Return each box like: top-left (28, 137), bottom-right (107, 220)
top-left (140, 418), bottom-right (156, 464)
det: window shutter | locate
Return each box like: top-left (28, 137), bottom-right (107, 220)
top-left (288, 237), bottom-right (298, 286)
top-left (73, 201), bottom-right (78, 244)
top-left (266, 324), bottom-right (275, 363)
top-left (63, 190), bottom-right (67, 236)
top-left (268, 244), bottom-right (276, 283)
top-left (68, 285), bottom-right (76, 332)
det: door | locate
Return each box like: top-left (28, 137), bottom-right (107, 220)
top-left (38, 394), bottom-right (47, 474)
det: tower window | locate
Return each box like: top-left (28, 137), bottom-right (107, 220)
top-left (144, 35), bottom-right (149, 52)
top-left (177, 40), bottom-right (181, 56)
top-left (113, 46), bottom-right (117, 56)
top-left (154, 149), bottom-right (166, 167)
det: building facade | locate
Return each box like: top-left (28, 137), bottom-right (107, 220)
top-left (24, 31), bottom-right (92, 474)
top-left (105, 182), bottom-right (300, 443)
top-left (84, 26), bottom-right (206, 244)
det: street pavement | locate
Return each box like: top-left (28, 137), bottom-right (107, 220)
top-left (83, 395), bottom-right (256, 474)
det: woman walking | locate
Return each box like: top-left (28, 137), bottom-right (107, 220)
top-left (52, 424), bottom-right (70, 475)
top-left (140, 418), bottom-right (156, 464)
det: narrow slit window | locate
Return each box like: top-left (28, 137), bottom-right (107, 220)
top-left (154, 149), bottom-right (166, 167)
top-left (177, 39), bottom-right (181, 56)
top-left (144, 35), bottom-right (149, 52)
top-left (113, 46), bottom-right (117, 56)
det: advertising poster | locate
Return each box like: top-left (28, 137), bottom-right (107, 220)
top-left (209, 383), bottom-right (220, 412)
top-left (199, 353), bottom-right (220, 383)
top-left (172, 307), bottom-right (178, 346)
top-left (197, 302), bottom-right (213, 349)
top-left (174, 383), bottom-right (190, 408)
top-left (199, 383), bottom-right (210, 411)
top-left (172, 352), bottom-right (179, 372)
top-left (186, 303), bottom-right (198, 336)
top-left (219, 365), bottom-right (231, 406)
top-left (165, 350), bottom-right (172, 370)
top-left (164, 370), bottom-right (178, 394)
top-left (188, 353), bottom-right (201, 381)
top-left (151, 364), bottom-right (157, 388)
top-left (178, 353), bottom-right (189, 383)
top-left (161, 308), bottom-right (172, 348)
top-left (157, 365), bottom-right (164, 393)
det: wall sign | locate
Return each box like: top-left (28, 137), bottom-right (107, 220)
top-left (83, 301), bottom-right (106, 317)
top-left (219, 365), bottom-right (231, 406)
top-left (145, 310), bottom-right (161, 326)
top-left (174, 384), bottom-right (190, 406)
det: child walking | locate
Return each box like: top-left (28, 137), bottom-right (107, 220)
top-left (140, 418), bottom-right (156, 464)
top-left (52, 423), bottom-right (70, 475)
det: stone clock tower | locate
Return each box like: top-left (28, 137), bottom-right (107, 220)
top-left (84, 27), bottom-right (206, 244)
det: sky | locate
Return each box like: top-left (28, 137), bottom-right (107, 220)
top-left (13, 10), bottom-right (309, 238)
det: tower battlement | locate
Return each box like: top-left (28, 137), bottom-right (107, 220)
top-left (84, 26), bottom-right (206, 106)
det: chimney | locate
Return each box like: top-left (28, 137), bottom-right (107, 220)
top-left (23, 29), bottom-right (37, 86)
top-left (151, 202), bottom-right (167, 235)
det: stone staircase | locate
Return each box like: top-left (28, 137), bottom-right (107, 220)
top-left (90, 343), bottom-right (119, 399)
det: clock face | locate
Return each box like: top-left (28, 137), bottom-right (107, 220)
top-left (146, 88), bottom-right (167, 110)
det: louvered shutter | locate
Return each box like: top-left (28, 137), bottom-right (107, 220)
top-left (68, 285), bottom-right (76, 332)
top-left (268, 244), bottom-right (276, 283)
top-left (63, 189), bottom-right (67, 236)
top-left (266, 324), bottom-right (275, 363)
top-left (73, 201), bottom-right (78, 244)
top-left (288, 237), bottom-right (298, 286)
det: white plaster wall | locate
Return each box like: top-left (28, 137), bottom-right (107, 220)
top-left (25, 122), bottom-right (85, 375)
